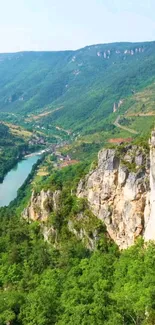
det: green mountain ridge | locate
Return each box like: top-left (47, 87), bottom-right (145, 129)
top-left (1, 41), bottom-right (155, 135)
top-left (1, 41), bottom-right (155, 324)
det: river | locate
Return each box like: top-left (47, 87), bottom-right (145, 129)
top-left (0, 154), bottom-right (39, 207)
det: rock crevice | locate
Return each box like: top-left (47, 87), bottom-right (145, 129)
top-left (77, 140), bottom-right (153, 249)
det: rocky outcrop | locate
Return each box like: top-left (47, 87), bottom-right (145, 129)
top-left (68, 217), bottom-right (98, 251)
top-left (113, 100), bottom-right (123, 113)
top-left (77, 139), bottom-right (153, 249)
top-left (124, 48), bottom-right (144, 55)
top-left (22, 189), bottom-right (61, 222)
top-left (97, 47), bottom-right (144, 59)
top-left (144, 132), bottom-right (155, 240)
top-left (113, 102), bottom-right (117, 113)
top-left (42, 225), bottom-right (57, 243)
top-left (22, 132), bottom-right (155, 250)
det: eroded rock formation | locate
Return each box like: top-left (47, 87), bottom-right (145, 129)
top-left (22, 189), bottom-right (61, 222)
top-left (22, 132), bottom-right (155, 249)
top-left (77, 134), bottom-right (155, 249)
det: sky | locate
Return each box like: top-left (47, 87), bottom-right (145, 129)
top-left (0, 0), bottom-right (155, 52)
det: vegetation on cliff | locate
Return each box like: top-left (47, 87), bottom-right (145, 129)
top-left (1, 41), bottom-right (155, 324)
top-left (0, 203), bottom-right (155, 324)
top-left (0, 162), bottom-right (154, 324)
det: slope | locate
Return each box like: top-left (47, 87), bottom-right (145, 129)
top-left (1, 41), bottom-right (155, 136)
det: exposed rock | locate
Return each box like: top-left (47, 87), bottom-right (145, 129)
top-left (118, 99), bottom-right (123, 108)
top-left (123, 153), bottom-right (134, 163)
top-left (22, 132), bottom-right (155, 250)
top-left (113, 102), bottom-right (117, 113)
top-left (113, 99), bottom-right (123, 112)
top-left (97, 51), bottom-right (102, 57)
top-left (123, 48), bottom-right (144, 56)
top-left (135, 153), bottom-right (144, 166)
top-left (144, 132), bottom-right (155, 241)
top-left (73, 69), bottom-right (80, 76)
top-left (22, 189), bottom-right (61, 222)
top-left (77, 140), bottom-right (152, 249)
top-left (71, 56), bottom-right (76, 62)
top-left (68, 213), bottom-right (100, 250)
top-left (124, 49), bottom-right (131, 54)
top-left (42, 226), bottom-right (57, 244)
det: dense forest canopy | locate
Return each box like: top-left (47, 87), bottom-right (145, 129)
top-left (0, 123), bottom-right (28, 182)
top-left (0, 162), bottom-right (154, 324)
top-left (0, 201), bottom-right (155, 324)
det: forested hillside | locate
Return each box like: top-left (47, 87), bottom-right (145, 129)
top-left (0, 123), bottom-right (28, 181)
top-left (1, 41), bottom-right (155, 325)
top-left (1, 41), bottom-right (155, 135)
top-left (1, 163), bottom-right (155, 324)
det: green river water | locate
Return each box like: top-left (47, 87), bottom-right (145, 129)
top-left (0, 155), bottom-right (39, 207)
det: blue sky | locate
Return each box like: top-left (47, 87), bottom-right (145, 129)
top-left (0, 0), bottom-right (155, 52)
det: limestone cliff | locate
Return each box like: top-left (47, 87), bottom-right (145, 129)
top-left (22, 189), bottom-right (61, 222)
top-left (22, 132), bottom-right (155, 249)
top-left (144, 132), bottom-right (155, 240)
top-left (77, 136), bottom-right (155, 249)
top-left (22, 187), bottom-right (103, 249)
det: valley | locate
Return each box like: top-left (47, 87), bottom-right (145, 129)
top-left (1, 41), bottom-right (155, 324)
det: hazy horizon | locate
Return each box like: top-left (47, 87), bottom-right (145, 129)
top-left (0, 0), bottom-right (154, 53)
top-left (0, 39), bottom-right (154, 54)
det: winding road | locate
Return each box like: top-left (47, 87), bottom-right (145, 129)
top-left (114, 115), bottom-right (138, 135)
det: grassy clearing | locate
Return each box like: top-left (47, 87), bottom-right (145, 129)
top-left (37, 167), bottom-right (49, 177)
top-left (120, 116), bottom-right (155, 135)
top-left (25, 106), bottom-right (63, 122)
top-left (3, 122), bottom-right (32, 138)
top-left (119, 82), bottom-right (155, 115)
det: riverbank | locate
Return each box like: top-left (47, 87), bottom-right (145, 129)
top-left (0, 154), bottom-right (41, 207)
top-left (24, 147), bottom-right (51, 158)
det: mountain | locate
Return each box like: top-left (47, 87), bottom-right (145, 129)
top-left (1, 41), bottom-right (155, 135)
top-left (1, 131), bottom-right (155, 324)
top-left (1, 42), bottom-right (155, 324)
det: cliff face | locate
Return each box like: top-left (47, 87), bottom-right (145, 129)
top-left (77, 134), bottom-right (155, 249)
top-left (144, 132), bottom-right (155, 241)
top-left (22, 188), bottom-right (102, 250)
top-left (22, 132), bottom-right (155, 249)
top-left (22, 189), bottom-right (61, 222)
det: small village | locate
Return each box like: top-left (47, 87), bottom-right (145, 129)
top-left (52, 150), bottom-right (78, 169)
